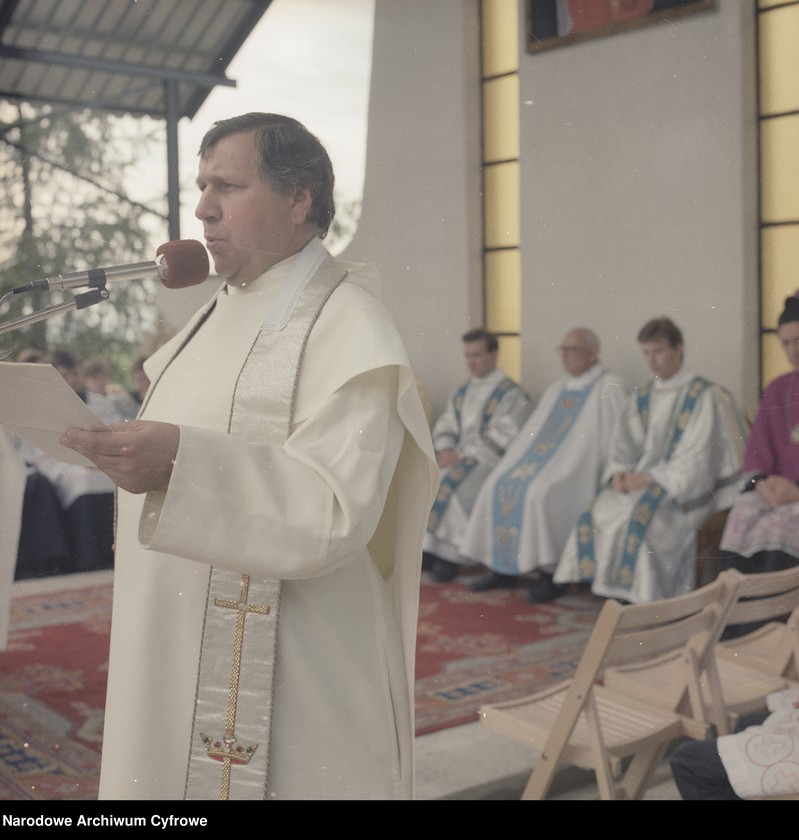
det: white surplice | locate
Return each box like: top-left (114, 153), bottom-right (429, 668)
top-left (555, 368), bottom-right (747, 603)
top-left (98, 239), bottom-right (438, 800)
top-left (424, 368), bottom-right (531, 563)
top-left (459, 364), bottom-right (628, 575)
top-left (718, 688), bottom-right (799, 798)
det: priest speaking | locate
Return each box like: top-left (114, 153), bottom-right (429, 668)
top-left (61, 112), bottom-right (438, 801)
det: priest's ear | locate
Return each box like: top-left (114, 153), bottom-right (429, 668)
top-left (289, 186), bottom-right (312, 225)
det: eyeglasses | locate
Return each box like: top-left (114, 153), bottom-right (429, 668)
top-left (557, 346), bottom-right (588, 354)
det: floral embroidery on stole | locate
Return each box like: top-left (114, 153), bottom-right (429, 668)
top-left (490, 381), bottom-right (597, 574)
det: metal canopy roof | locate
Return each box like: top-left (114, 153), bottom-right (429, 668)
top-left (0, 0), bottom-right (273, 238)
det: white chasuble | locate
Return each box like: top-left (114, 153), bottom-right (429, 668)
top-left (99, 239), bottom-right (438, 800)
top-left (459, 365), bottom-right (628, 575)
top-left (555, 369), bottom-right (746, 603)
top-left (424, 370), bottom-right (531, 563)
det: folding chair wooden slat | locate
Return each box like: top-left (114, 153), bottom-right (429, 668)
top-left (717, 609), bottom-right (799, 678)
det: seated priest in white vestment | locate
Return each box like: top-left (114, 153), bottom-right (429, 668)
top-left (423, 327), bottom-right (532, 583)
top-left (60, 113), bottom-right (439, 801)
top-left (550, 316), bottom-right (747, 605)
top-left (459, 327), bottom-right (628, 602)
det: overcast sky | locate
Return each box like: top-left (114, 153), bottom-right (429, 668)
top-left (130, 0), bottom-right (374, 248)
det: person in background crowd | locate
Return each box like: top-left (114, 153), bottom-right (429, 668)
top-left (719, 292), bottom-right (799, 576)
top-left (14, 347), bottom-right (49, 364)
top-left (129, 355), bottom-right (151, 407)
top-left (10, 346), bottom-right (114, 578)
top-left (0, 427), bottom-right (27, 645)
top-left (82, 355), bottom-right (139, 421)
top-left (423, 327), bottom-right (532, 583)
top-left (51, 347), bottom-right (86, 398)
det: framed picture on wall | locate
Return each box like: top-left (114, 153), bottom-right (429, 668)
top-left (526, 1), bottom-right (715, 54)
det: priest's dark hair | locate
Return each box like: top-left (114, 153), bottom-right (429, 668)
top-left (198, 112), bottom-right (336, 239)
top-left (462, 327), bottom-right (498, 353)
top-left (637, 316), bottom-right (683, 348)
top-left (778, 292), bottom-right (799, 326)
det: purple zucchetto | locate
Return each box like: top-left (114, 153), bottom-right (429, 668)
top-left (778, 292), bottom-right (799, 326)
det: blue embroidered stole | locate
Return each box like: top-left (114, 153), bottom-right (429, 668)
top-left (489, 381), bottom-right (597, 573)
top-left (427, 377), bottom-right (518, 532)
top-left (575, 376), bottom-right (710, 589)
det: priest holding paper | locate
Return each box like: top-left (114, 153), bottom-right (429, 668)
top-left (61, 113), bottom-right (438, 801)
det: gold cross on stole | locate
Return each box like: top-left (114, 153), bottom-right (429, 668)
top-left (199, 574), bottom-right (270, 799)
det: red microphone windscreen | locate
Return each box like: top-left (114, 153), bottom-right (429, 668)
top-left (156, 240), bottom-right (210, 289)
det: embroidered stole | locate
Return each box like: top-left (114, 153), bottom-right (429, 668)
top-left (490, 381), bottom-right (597, 574)
top-left (427, 377), bottom-right (518, 532)
top-left (575, 376), bottom-right (710, 589)
top-left (182, 243), bottom-right (346, 799)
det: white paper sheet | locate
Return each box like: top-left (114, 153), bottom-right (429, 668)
top-left (0, 362), bottom-right (109, 467)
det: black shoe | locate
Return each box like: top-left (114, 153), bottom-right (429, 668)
top-left (468, 571), bottom-right (519, 593)
top-left (430, 558), bottom-right (459, 583)
top-left (525, 574), bottom-right (567, 604)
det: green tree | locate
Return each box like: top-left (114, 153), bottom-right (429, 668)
top-left (0, 103), bottom-right (167, 383)
top-left (326, 196), bottom-right (361, 254)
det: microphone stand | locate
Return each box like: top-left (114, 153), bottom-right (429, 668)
top-left (0, 288), bottom-right (108, 336)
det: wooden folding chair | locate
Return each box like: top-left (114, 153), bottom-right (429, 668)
top-left (478, 573), bottom-right (739, 800)
top-left (604, 566), bottom-right (799, 734)
top-left (712, 565), bottom-right (799, 723)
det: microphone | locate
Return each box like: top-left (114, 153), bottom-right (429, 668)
top-left (11, 239), bottom-right (210, 294)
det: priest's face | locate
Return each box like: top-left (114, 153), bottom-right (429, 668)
top-left (464, 340), bottom-right (497, 379)
top-left (640, 337), bottom-right (683, 381)
top-left (558, 329), bottom-right (598, 377)
top-left (195, 131), bottom-right (313, 286)
top-left (778, 321), bottom-right (799, 371)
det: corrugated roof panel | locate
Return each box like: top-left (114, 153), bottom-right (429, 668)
top-left (0, 0), bottom-right (273, 119)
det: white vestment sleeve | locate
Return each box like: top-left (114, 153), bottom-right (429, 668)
top-left (139, 367), bottom-right (404, 579)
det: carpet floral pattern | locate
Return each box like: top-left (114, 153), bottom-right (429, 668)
top-left (0, 582), bottom-right (111, 800)
top-left (414, 578), bottom-right (603, 735)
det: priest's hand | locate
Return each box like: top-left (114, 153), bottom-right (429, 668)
top-left (611, 470), bottom-right (653, 493)
top-left (757, 474), bottom-right (799, 508)
top-left (437, 449), bottom-right (461, 469)
top-left (622, 471), bottom-right (653, 492)
top-left (60, 421), bottom-right (180, 495)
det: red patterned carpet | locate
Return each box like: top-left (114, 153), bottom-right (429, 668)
top-left (414, 574), bottom-right (603, 735)
top-left (0, 576), bottom-right (110, 800)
